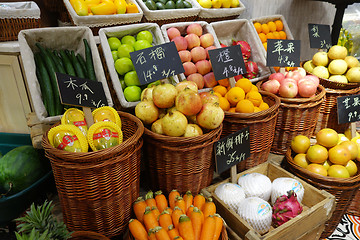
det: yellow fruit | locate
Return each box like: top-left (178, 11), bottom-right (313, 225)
top-left (85, 0), bottom-right (101, 5)
top-left (235, 78), bottom-right (252, 93)
top-left (213, 92), bottom-right (223, 99)
top-left (328, 165), bottom-right (350, 178)
top-left (328, 59), bottom-right (348, 75)
top-left (228, 107), bottom-right (236, 113)
top-left (278, 31), bottom-right (286, 40)
top-left (339, 141), bottom-right (359, 160)
top-left (306, 144), bottom-right (328, 164)
top-left (261, 24), bottom-right (269, 34)
top-left (323, 160), bottom-right (331, 170)
top-left (291, 135), bottom-right (310, 154)
top-left (199, 0), bottom-right (212, 7)
top-left (91, 1), bottom-right (117, 14)
top-left (253, 22), bottom-right (262, 34)
top-left (219, 97), bottom-right (230, 111)
top-left (346, 67), bottom-right (360, 83)
top-left (236, 99), bottom-right (254, 113)
top-left (251, 85), bottom-right (258, 92)
top-left (253, 107), bottom-right (261, 112)
top-left (213, 85), bottom-right (227, 97)
top-left (345, 160), bottom-right (358, 177)
top-left (246, 91), bottom-right (262, 107)
top-left (312, 66), bottom-right (329, 79)
top-left (293, 153), bottom-right (309, 168)
top-left (211, 0), bottom-right (222, 8)
top-left (114, 0), bottom-right (127, 13)
top-left (258, 101), bottom-right (269, 110)
top-left (226, 87), bottom-right (245, 106)
top-left (267, 21), bottom-right (276, 32)
top-left (344, 128), bottom-right (360, 140)
top-left (306, 164), bottom-right (327, 177)
top-left (73, 0), bottom-right (88, 16)
top-left (275, 20), bottom-right (283, 31)
top-left (126, 2), bottom-right (139, 13)
top-left (303, 60), bottom-right (316, 73)
top-left (327, 45), bottom-right (348, 60)
top-left (221, 0), bottom-right (231, 8)
top-left (337, 133), bottom-right (350, 144)
top-left (328, 145), bottom-right (351, 165)
top-left (316, 128), bottom-right (339, 148)
top-left (312, 52), bottom-right (329, 66)
top-left (230, 0), bottom-right (239, 7)
top-left (344, 56), bottom-right (360, 68)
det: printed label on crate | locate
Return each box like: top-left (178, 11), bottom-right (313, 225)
top-left (56, 72), bottom-right (108, 108)
top-left (214, 126), bottom-right (250, 174)
top-left (266, 39), bottom-right (300, 67)
top-left (208, 45), bottom-right (246, 81)
top-left (308, 23), bottom-right (332, 49)
top-left (130, 42), bottom-right (184, 85)
top-left (337, 93), bottom-right (360, 124)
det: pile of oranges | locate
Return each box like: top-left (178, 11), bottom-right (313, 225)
top-left (212, 78), bottom-right (269, 113)
top-left (253, 20), bottom-right (287, 51)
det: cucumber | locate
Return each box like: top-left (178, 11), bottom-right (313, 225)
top-left (76, 54), bottom-right (88, 78)
top-left (35, 43), bottom-right (63, 116)
top-left (59, 50), bottom-right (76, 76)
top-left (49, 49), bottom-right (66, 74)
top-left (35, 66), bottom-right (48, 111)
top-left (83, 39), bottom-right (96, 81)
top-left (34, 53), bottom-right (56, 116)
top-left (68, 50), bottom-right (85, 79)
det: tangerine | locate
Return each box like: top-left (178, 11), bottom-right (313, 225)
top-left (254, 22), bottom-right (262, 34)
top-left (254, 107), bottom-right (261, 112)
top-left (258, 101), bottom-right (269, 110)
top-left (235, 78), bottom-right (252, 93)
top-left (226, 87), bottom-right (245, 106)
top-left (236, 99), bottom-right (254, 113)
top-left (262, 42), bottom-right (267, 51)
top-left (251, 85), bottom-right (259, 92)
top-left (213, 85), bottom-right (227, 97)
top-left (267, 21), bottom-right (276, 32)
top-left (339, 141), bottom-right (359, 160)
top-left (345, 160), bottom-right (358, 177)
top-left (306, 144), bottom-right (328, 164)
top-left (246, 91), bottom-right (263, 107)
top-left (218, 97), bottom-right (230, 111)
top-left (293, 153), bottom-right (309, 168)
top-left (278, 31), bottom-right (286, 39)
top-left (272, 31), bottom-right (280, 39)
top-left (261, 23), bottom-right (270, 34)
top-left (275, 20), bottom-right (283, 31)
top-left (328, 145), bottom-right (351, 165)
top-left (291, 135), bottom-right (310, 154)
top-left (316, 128), bottom-right (339, 148)
top-left (266, 32), bottom-right (275, 40)
top-left (306, 164), bottom-right (327, 177)
top-left (213, 91), bottom-right (223, 98)
top-left (228, 107), bottom-right (236, 113)
top-left (258, 33), bottom-right (267, 43)
top-left (328, 165), bottom-right (350, 178)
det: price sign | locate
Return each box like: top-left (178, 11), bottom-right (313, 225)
top-left (214, 127), bottom-right (250, 174)
top-left (208, 45), bottom-right (246, 81)
top-left (130, 42), bottom-right (184, 85)
top-left (337, 94), bottom-right (360, 124)
top-left (266, 39), bottom-right (300, 67)
top-left (56, 72), bottom-right (108, 108)
top-left (308, 23), bottom-right (332, 49)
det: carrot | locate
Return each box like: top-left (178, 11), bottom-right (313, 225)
top-left (174, 236), bottom-right (184, 240)
top-left (213, 214), bottom-right (223, 240)
top-left (168, 225), bottom-right (180, 240)
top-left (149, 228), bottom-right (157, 240)
top-left (175, 196), bottom-right (186, 214)
top-left (169, 189), bottom-right (180, 210)
top-left (144, 207), bottom-right (160, 232)
top-left (129, 219), bottom-right (148, 240)
top-left (146, 190), bottom-right (157, 208)
top-left (186, 205), bottom-right (194, 217)
top-left (171, 206), bottom-right (183, 229)
top-left (178, 215), bottom-right (195, 240)
top-left (159, 210), bottom-right (173, 231)
top-left (155, 190), bottom-right (169, 213)
top-left (190, 207), bottom-right (203, 240)
top-left (193, 193), bottom-right (206, 211)
top-left (202, 198), bottom-right (216, 219)
top-left (154, 226), bottom-right (171, 240)
top-left (133, 197), bottom-right (147, 223)
top-left (183, 191), bottom-right (193, 212)
top-left (165, 207), bottom-right (173, 215)
top-left (199, 216), bottom-right (215, 240)
top-left (152, 206), bottom-right (161, 221)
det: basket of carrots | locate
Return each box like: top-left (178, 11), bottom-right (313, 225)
top-left (128, 190), bottom-right (228, 240)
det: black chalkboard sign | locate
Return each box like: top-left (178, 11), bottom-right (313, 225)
top-left (130, 42), bottom-right (184, 85)
top-left (266, 39), bottom-right (301, 67)
top-left (308, 23), bottom-right (332, 49)
top-left (56, 72), bottom-right (108, 108)
top-left (214, 126), bottom-right (251, 174)
top-left (337, 94), bottom-right (360, 124)
top-left (208, 45), bottom-right (246, 81)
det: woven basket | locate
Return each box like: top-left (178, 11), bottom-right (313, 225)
top-left (284, 148), bottom-right (360, 238)
top-left (315, 86), bottom-right (360, 134)
top-left (347, 189), bottom-right (360, 216)
top-left (257, 81), bottom-right (326, 154)
top-left (41, 111), bottom-right (144, 238)
top-left (0, 18), bottom-right (40, 42)
top-left (221, 91), bottom-right (280, 173)
top-left (143, 124), bottom-right (222, 195)
top-left (71, 231), bottom-right (110, 240)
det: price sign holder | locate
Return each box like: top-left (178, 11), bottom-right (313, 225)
top-left (56, 72), bottom-right (108, 127)
top-left (214, 127), bottom-right (250, 183)
top-left (130, 42), bottom-right (184, 85)
top-left (266, 39), bottom-right (301, 68)
top-left (337, 94), bottom-right (360, 141)
top-left (308, 23), bottom-right (332, 49)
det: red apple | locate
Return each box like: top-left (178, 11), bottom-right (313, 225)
top-left (205, 46), bottom-right (216, 59)
top-left (269, 72), bottom-right (285, 84)
top-left (183, 62), bottom-right (197, 76)
top-left (200, 33), bottom-right (214, 48)
top-left (203, 72), bottom-right (217, 88)
top-left (294, 67), bottom-right (307, 78)
top-left (178, 50), bottom-right (191, 63)
top-left (298, 80), bottom-right (317, 98)
top-left (187, 73), bottom-right (204, 89)
top-left (167, 27), bottom-right (181, 41)
top-left (261, 79), bottom-right (280, 94)
top-left (199, 91), bottom-right (219, 105)
top-left (186, 23), bottom-right (203, 37)
top-left (303, 75), bottom-right (319, 87)
top-left (285, 71), bottom-right (302, 82)
top-left (282, 78), bottom-right (297, 85)
top-left (195, 60), bottom-right (212, 75)
top-left (172, 36), bottom-right (188, 51)
top-left (279, 81), bottom-right (298, 98)
top-left (191, 46), bottom-right (207, 63)
top-left (175, 80), bottom-right (198, 93)
top-left (185, 33), bottom-right (201, 50)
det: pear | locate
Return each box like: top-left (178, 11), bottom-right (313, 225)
top-left (303, 60), bottom-right (316, 73)
top-left (346, 67), bottom-right (360, 83)
top-left (344, 56), bottom-right (360, 68)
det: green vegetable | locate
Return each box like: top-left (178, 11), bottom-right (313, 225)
top-left (175, 0), bottom-right (184, 8)
top-left (59, 50), bottom-right (76, 76)
top-left (183, 0), bottom-right (192, 8)
top-left (68, 50), bottom-right (85, 78)
top-left (76, 53), bottom-right (88, 78)
top-left (145, 0), bottom-right (157, 10)
top-left (155, 2), bottom-right (165, 9)
top-left (165, 0), bottom-right (175, 9)
top-left (83, 39), bottom-right (96, 81)
top-left (46, 48), bottom-right (66, 74)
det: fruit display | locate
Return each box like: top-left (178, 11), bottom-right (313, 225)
top-left (135, 81), bottom-right (224, 136)
top-left (69, 0), bottom-right (139, 16)
top-left (253, 19), bottom-right (287, 51)
top-left (141, 0), bottom-right (193, 10)
top-left (214, 173), bottom-right (303, 234)
top-left (196, 0), bottom-right (240, 9)
top-left (129, 189), bottom-right (224, 240)
top-left (290, 128), bottom-right (359, 178)
top-left (303, 45), bottom-right (360, 83)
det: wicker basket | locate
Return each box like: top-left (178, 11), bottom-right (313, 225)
top-left (143, 124), bottom-right (222, 195)
top-left (41, 111), bottom-right (144, 238)
top-left (257, 81), bottom-right (326, 154)
top-left (221, 91), bottom-right (280, 173)
top-left (347, 189), bottom-right (360, 216)
top-left (315, 86), bottom-right (360, 134)
top-left (71, 231), bottom-right (110, 240)
top-left (284, 148), bottom-right (360, 238)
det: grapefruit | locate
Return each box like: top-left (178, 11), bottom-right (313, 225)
top-left (293, 153), bottom-right (309, 168)
top-left (306, 164), bottom-right (327, 177)
top-left (291, 135), bottom-right (310, 154)
top-left (306, 144), bottom-right (328, 164)
top-left (345, 160), bottom-right (358, 177)
top-left (328, 145), bottom-right (351, 165)
top-left (323, 160), bottom-right (332, 170)
top-left (316, 128), bottom-right (339, 148)
top-left (339, 141), bottom-right (359, 160)
top-left (337, 134), bottom-right (349, 144)
top-left (328, 165), bottom-right (350, 178)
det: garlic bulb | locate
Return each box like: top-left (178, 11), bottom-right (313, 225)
top-left (214, 182), bottom-right (246, 212)
top-left (271, 177), bottom-right (304, 205)
top-left (237, 173), bottom-right (272, 201)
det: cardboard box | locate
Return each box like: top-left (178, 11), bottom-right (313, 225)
top-left (202, 162), bottom-right (336, 240)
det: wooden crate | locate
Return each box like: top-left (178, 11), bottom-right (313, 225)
top-left (202, 162), bottom-right (336, 240)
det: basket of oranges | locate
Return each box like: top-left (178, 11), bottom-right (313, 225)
top-left (213, 78), bottom-right (281, 172)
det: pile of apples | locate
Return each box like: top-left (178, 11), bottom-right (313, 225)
top-left (260, 68), bottom-right (320, 98)
top-left (135, 81), bottom-right (224, 137)
top-left (167, 23), bottom-right (219, 90)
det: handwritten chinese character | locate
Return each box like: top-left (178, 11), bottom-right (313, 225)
top-left (216, 141), bottom-right (226, 156)
top-left (223, 67), bottom-right (229, 78)
top-left (244, 130), bottom-right (249, 140)
top-left (136, 52), bottom-right (146, 65)
top-left (287, 61), bottom-right (295, 67)
top-left (229, 65), bottom-right (243, 75)
top-left (234, 132), bottom-right (244, 145)
top-left (217, 49), bottom-right (233, 63)
top-left (79, 82), bottom-right (94, 94)
top-left (352, 97), bottom-right (360, 107)
top-left (149, 47), bottom-right (165, 60)
top-left (272, 40), bottom-right (284, 55)
top-left (284, 42), bottom-right (295, 53)
top-left (311, 25), bottom-right (320, 38)
top-left (226, 137), bottom-right (234, 152)
top-left (342, 97), bottom-right (351, 109)
top-left (65, 78), bottom-right (78, 90)
top-left (143, 70), bottom-right (153, 82)
top-left (278, 55), bottom-right (283, 63)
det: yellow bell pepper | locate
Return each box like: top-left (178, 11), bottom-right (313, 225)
top-left (126, 2), bottom-right (139, 13)
top-left (91, 1), bottom-right (117, 14)
top-left (73, 0), bottom-right (88, 16)
top-left (84, 0), bottom-right (101, 5)
top-left (114, 0), bottom-right (127, 14)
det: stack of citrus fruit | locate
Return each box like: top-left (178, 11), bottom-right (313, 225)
top-left (212, 78), bottom-right (270, 113)
top-left (253, 20), bottom-right (286, 51)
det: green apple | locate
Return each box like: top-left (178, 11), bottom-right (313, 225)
top-left (133, 40), bottom-right (152, 51)
top-left (117, 44), bottom-right (135, 58)
top-left (124, 85), bottom-right (142, 102)
top-left (111, 50), bottom-right (119, 61)
top-left (121, 35), bottom-right (136, 46)
top-left (124, 70), bottom-right (140, 86)
top-left (147, 80), bottom-right (161, 88)
top-left (114, 57), bottom-right (134, 75)
top-left (107, 37), bottom-right (121, 51)
top-left (119, 76), bottom-right (126, 90)
top-left (136, 30), bottom-right (153, 44)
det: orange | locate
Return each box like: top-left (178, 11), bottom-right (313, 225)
top-left (218, 78), bottom-right (230, 87)
top-left (236, 99), bottom-right (254, 113)
top-left (266, 32), bottom-right (275, 40)
top-left (275, 20), bottom-right (283, 31)
top-left (251, 85), bottom-right (258, 92)
top-left (259, 101), bottom-right (269, 110)
top-left (258, 33), bottom-right (267, 43)
top-left (213, 91), bottom-right (223, 98)
top-left (306, 164), bottom-right (327, 177)
top-left (279, 31), bottom-right (286, 39)
top-left (219, 97), bottom-right (230, 111)
top-left (273, 66), bottom-right (280, 72)
top-left (213, 85), bottom-right (227, 97)
top-left (254, 107), bottom-right (261, 112)
top-left (235, 78), bottom-right (252, 93)
top-left (261, 23), bottom-right (269, 34)
top-left (328, 145), bottom-right (351, 165)
top-left (267, 21), bottom-right (276, 32)
top-left (246, 91), bottom-right (263, 107)
top-left (226, 87), bottom-right (245, 106)
top-left (254, 22), bottom-right (262, 34)
top-left (272, 31), bottom-right (280, 39)
top-left (262, 42), bottom-right (267, 51)
top-left (228, 107), bottom-right (236, 113)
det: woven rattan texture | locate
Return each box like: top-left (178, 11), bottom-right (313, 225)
top-left (347, 188), bottom-right (360, 216)
top-left (143, 125), bottom-right (222, 195)
top-left (315, 87), bottom-right (360, 134)
top-left (70, 231), bottom-right (110, 240)
top-left (221, 91), bottom-right (280, 172)
top-left (285, 148), bottom-right (360, 239)
top-left (142, 15), bottom-right (198, 26)
top-left (0, 18), bottom-right (40, 41)
top-left (42, 112), bottom-right (144, 237)
top-left (196, 15), bottom-right (240, 23)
